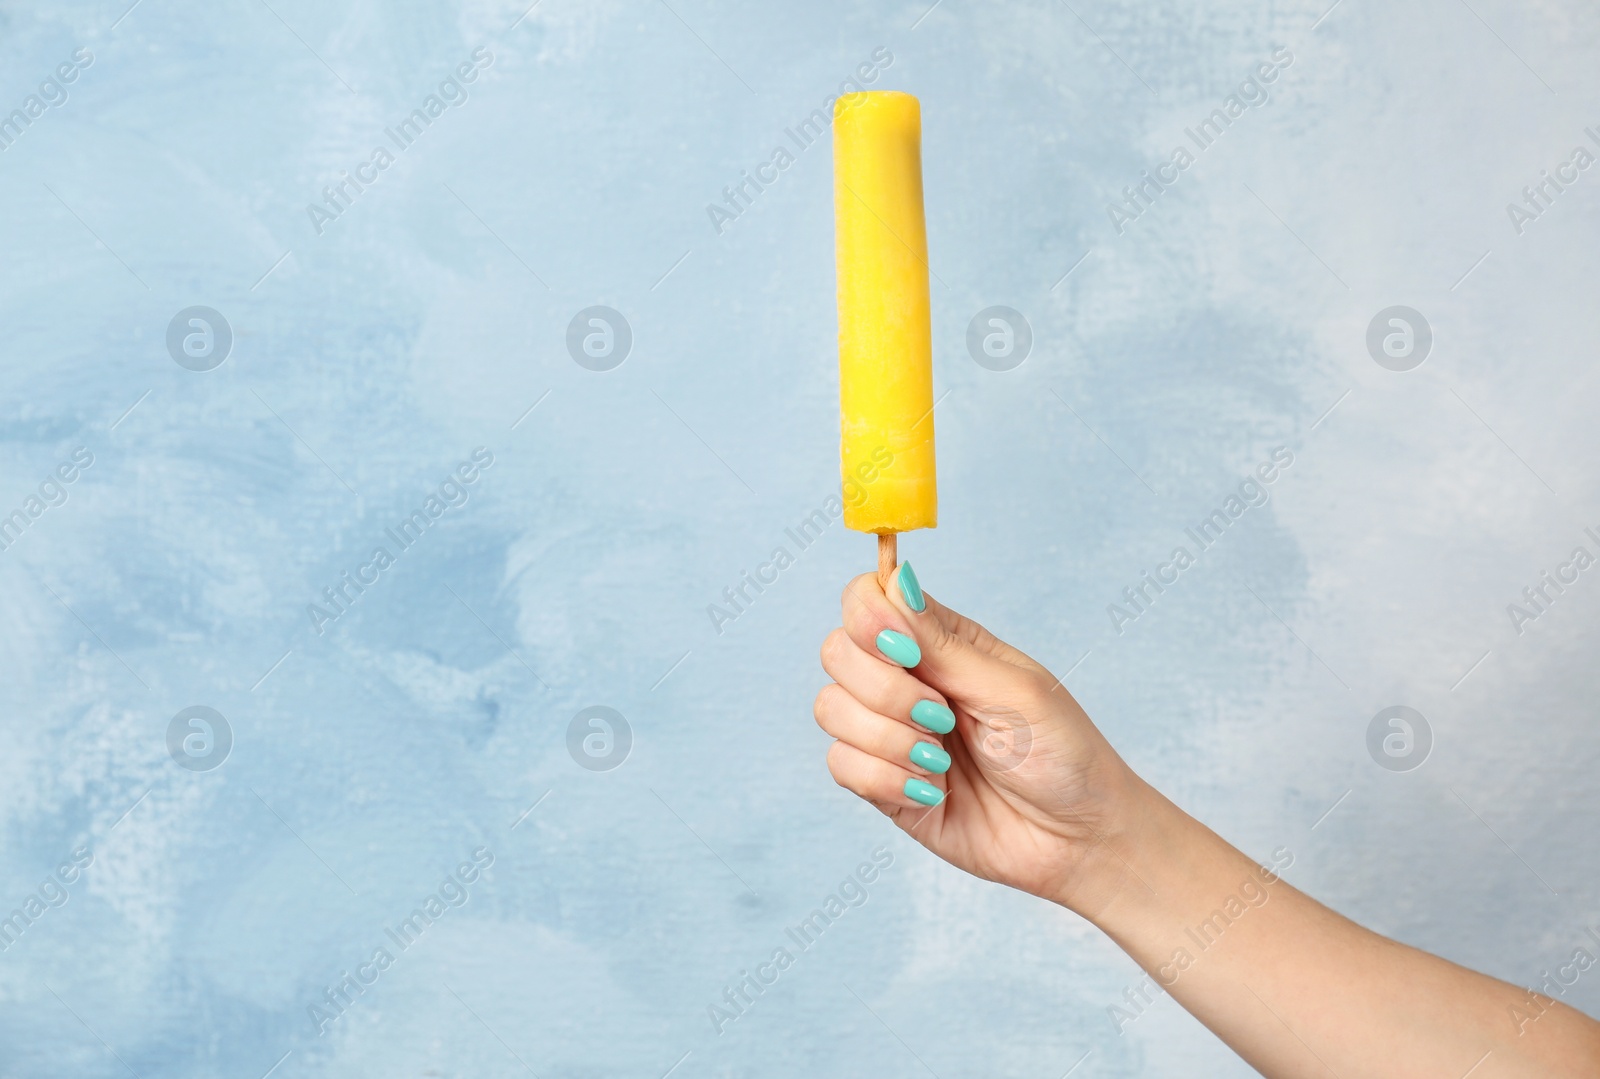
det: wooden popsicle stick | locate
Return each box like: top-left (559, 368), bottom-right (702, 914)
top-left (877, 533), bottom-right (897, 591)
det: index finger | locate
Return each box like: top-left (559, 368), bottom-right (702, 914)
top-left (839, 571), bottom-right (921, 669)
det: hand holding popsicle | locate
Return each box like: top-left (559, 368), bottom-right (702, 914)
top-left (816, 564), bottom-right (1134, 907)
top-left (814, 567), bottom-right (1600, 1077)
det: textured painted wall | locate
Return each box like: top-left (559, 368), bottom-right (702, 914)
top-left (2, 1), bottom-right (1598, 1075)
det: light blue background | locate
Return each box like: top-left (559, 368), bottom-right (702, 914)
top-left (2, 1), bottom-right (1598, 1075)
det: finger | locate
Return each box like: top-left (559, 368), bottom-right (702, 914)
top-left (814, 683), bottom-right (952, 777)
top-left (838, 571), bottom-right (922, 670)
top-left (825, 739), bottom-right (947, 808)
top-left (839, 569), bottom-right (1032, 701)
top-left (819, 628), bottom-right (956, 736)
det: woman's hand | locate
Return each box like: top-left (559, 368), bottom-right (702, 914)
top-left (814, 562), bottom-right (1143, 916)
top-left (816, 563), bottom-right (1600, 1078)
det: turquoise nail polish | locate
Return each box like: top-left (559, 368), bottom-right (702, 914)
top-left (910, 741), bottom-right (950, 774)
top-left (897, 561), bottom-right (926, 613)
top-left (875, 629), bottom-right (921, 668)
top-left (904, 777), bottom-right (945, 806)
top-left (910, 699), bottom-right (955, 735)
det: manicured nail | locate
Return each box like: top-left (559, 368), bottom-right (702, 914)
top-left (896, 561), bottom-right (926, 613)
top-left (910, 699), bottom-right (955, 735)
top-left (875, 629), bottom-right (921, 668)
top-left (903, 777), bottom-right (945, 806)
top-left (910, 741), bottom-right (951, 774)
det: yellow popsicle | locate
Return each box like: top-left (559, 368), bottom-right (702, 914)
top-left (833, 91), bottom-right (937, 546)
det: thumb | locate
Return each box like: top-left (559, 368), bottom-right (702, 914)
top-left (842, 562), bottom-right (1047, 704)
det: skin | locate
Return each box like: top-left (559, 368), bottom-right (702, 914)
top-left (815, 571), bottom-right (1600, 1078)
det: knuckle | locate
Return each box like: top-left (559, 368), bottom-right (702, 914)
top-left (813, 683), bottom-right (844, 727)
top-left (819, 627), bottom-right (850, 671)
top-left (842, 607), bottom-right (879, 650)
top-left (867, 663), bottom-right (899, 703)
top-left (840, 578), bottom-right (879, 625)
top-left (923, 620), bottom-right (956, 656)
top-left (825, 741), bottom-right (852, 786)
top-left (841, 575), bottom-right (873, 617)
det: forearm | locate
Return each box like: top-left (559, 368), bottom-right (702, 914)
top-left (1064, 778), bottom-right (1600, 1078)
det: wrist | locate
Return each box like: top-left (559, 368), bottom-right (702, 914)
top-left (1035, 755), bottom-right (1159, 918)
top-left (1061, 784), bottom-right (1271, 971)
top-left (1045, 770), bottom-right (1226, 932)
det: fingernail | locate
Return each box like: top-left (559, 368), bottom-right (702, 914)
top-left (910, 699), bottom-right (955, 735)
top-left (910, 741), bottom-right (950, 774)
top-left (875, 629), bottom-right (921, 668)
top-left (904, 777), bottom-right (945, 806)
top-left (896, 561), bottom-right (926, 613)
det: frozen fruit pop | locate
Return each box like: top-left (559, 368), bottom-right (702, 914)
top-left (833, 90), bottom-right (937, 588)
